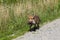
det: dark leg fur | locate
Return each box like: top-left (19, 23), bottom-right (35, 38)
top-left (29, 24), bottom-right (36, 32)
top-left (37, 24), bottom-right (39, 29)
top-left (29, 24), bottom-right (32, 31)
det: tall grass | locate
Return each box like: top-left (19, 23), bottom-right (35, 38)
top-left (0, 0), bottom-right (60, 40)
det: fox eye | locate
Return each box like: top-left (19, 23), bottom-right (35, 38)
top-left (33, 17), bottom-right (34, 19)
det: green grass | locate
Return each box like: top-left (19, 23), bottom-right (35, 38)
top-left (0, 0), bottom-right (60, 40)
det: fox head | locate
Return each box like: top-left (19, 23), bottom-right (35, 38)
top-left (28, 15), bottom-right (35, 24)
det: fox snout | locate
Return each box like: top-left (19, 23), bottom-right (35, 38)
top-left (28, 20), bottom-right (35, 25)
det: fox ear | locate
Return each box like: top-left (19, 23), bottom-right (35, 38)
top-left (28, 15), bottom-right (34, 18)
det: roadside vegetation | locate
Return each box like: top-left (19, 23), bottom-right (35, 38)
top-left (0, 0), bottom-right (60, 40)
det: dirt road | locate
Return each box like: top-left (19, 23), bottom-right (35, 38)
top-left (13, 18), bottom-right (60, 40)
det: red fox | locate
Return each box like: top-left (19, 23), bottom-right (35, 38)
top-left (28, 15), bottom-right (41, 31)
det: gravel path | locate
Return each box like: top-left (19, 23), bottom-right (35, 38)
top-left (13, 18), bottom-right (60, 40)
